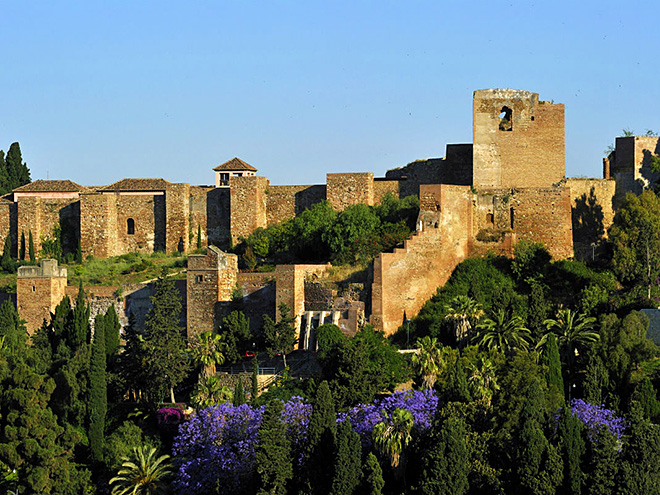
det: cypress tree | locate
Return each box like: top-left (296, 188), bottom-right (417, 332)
top-left (617, 401), bottom-right (660, 494)
top-left (543, 332), bottom-right (565, 409)
top-left (331, 419), bottom-right (362, 495)
top-left (5, 142), bottom-right (30, 189)
top-left (89, 313), bottom-right (107, 462)
top-left (255, 400), bottom-right (292, 495)
top-left (197, 224), bottom-right (202, 250)
top-left (251, 356), bottom-right (259, 404)
top-left (76, 238), bottom-right (83, 264)
top-left (70, 281), bottom-right (90, 349)
top-left (306, 381), bottom-right (337, 494)
top-left (444, 357), bottom-right (472, 403)
top-left (557, 408), bottom-right (585, 495)
top-left (419, 415), bottom-right (469, 495)
top-left (233, 378), bottom-right (246, 406)
top-left (19, 230), bottom-right (25, 260)
top-left (364, 452), bottom-right (385, 495)
top-left (104, 304), bottom-right (121, 359)
top-left (28, 230), bottom-right (35, 263)
top-left (1, 234), bottom-right (12, 272)
top-left (0, 149), bottom-right (8, 194)
top-left (587, 426), bottom-right (618, 495)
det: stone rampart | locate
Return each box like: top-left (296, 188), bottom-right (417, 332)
top-left (230, 176), bottom-right (268, 244)
top-left (566, 178), bottom-right (615, 259)
top-left (265, 185), bottom-right (326, 226)
top-left (326, 173), bottom-right (374, 210)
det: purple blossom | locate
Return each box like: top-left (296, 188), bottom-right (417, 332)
top-left (157, 407), bottom-right (183, 425)
top-left (569, 399), bottom-right (627, 443)
top-left (338, 389), bottom-right (439, 447)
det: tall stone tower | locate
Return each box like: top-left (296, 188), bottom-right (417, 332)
top-left (17, 259), bottom-right (68, 335)
top-left (186, 246), bottom-right (238, 339)
top-left (472, 89), bottom-right (565, 190)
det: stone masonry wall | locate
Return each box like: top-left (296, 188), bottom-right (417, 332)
top-left (566, 178), bottom-right (616, 260)
top-left (16, 197), bottom-right (80, 257)
top-left (17, 259), bottom-right (68, 335)
top-left (114, 193), bottom-right (164, 254)
top-left (373, 180), bottom-right (401, 204)
top-left (473, 89), bottom-right (564, 190)
top-left (0, 202), bottom-right (12, 257)
top-left (189, 186), bottom-right (212, 248)
top-left (326, 173), bottom-right (374, 210)
top-left (230, 176), bottom-right (268, 245)
top-left (80, 193), bottom-right (117, 258)
top-left (372, 185), bottom-right (472, 336)
top-left (165, 183), bottom-right (190, 253)
top-left (266, 185), bottom-right (326, 226)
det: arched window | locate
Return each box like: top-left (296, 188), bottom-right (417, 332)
top-left (127, 218), bottom-right (135, 235)
top-left (499, 106), bottom-right (513, 131)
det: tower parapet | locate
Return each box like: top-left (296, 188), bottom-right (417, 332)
top-left (17, 259), bottom-right (68, 335)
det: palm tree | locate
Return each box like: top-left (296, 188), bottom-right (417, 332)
top-left (473, 309), bottom-right (531, 356)
top-left (190, 331), bottom-right (226, 377)
top-left (373, 408), bottom-right (414, 474)
top-left (541, 308), bottom-right (598, 376)
top-left (411, 336), bottom-right (445, 389)
top-left (109, 446), bottom-right (172, 495)
top-left (444, 295), bottom-right (484, 345)
top-left (191, 375), bottom-right (232, 409)
top-left (466, 356), bottom-right (500, 406)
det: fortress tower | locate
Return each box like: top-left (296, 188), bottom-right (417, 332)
top-left (17, 259), bottom-right (68, 335)
top-left (472, 89), bottom-right (565, 189)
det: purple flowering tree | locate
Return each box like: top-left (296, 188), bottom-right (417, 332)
top-left (569, 399), bottom-right (627, 443)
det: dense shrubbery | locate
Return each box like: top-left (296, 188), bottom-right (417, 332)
top-left (235, 193), bottom-right (419, 266)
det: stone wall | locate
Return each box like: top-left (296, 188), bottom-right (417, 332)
top-left (326, 173), bottom-right (374, 210)
top-left (0, 201), bottom-right (12, 257)
top-left (189, 186), bottom-right (212, 247)
top-left (473, 89), bottom-right (564, 190)
top-left (80, 193), bottom-right (118, 258)
top-left (372, 185), bottom-right (472, 336)
top-left (17, 259), bottom-right (68, 335)
top-left (187, 246), bottom-right (238, 338)
top-left (566, 178), bottom-right (616, 259)
top-left (16, 197), bottom-right (80, 257)
top-left (609, 136), bottom-right (660, 204)
top-left (230, 176), bottom-right (268, 244)
top-left (265, 185), bottom-right (326, 226)
top-left (165, 183), bottom-right (190, 253)
top-left (373, 179), bottom-right (401, 204)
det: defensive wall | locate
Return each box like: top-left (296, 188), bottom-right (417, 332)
top-left (604, 136), bottom-right (660, 204)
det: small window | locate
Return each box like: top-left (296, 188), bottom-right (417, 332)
top-left (486, 213), bottom-right (494, 225)
top-left (499, 106), bottom-right (513, 131)
top-left (196, 275), bottom-right (204, 283)
top-left (127, 218), bottom-right (135, 235)
top-left (32, 285), bottom-right (36, 292)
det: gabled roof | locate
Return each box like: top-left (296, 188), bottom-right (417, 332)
top-left (13, 179), bottom-right (89, 193)
top-left (213, 157), bottom-right (257, 172)
top-left (100, 178), bottom-right (171, 191)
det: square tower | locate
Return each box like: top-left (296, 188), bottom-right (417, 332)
top-left (17, 259), bottom-right (68, 335)
top-left (472, 89), bottom-right (565, 190)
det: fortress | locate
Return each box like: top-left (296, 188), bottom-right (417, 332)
top-left (13, 89), bottom-right (660, 341)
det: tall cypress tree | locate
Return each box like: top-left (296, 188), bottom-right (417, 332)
top-left (557, 408), bottom-right (585, 495)
top-left (28, 230), bottom-right (35, 263)
top-left (543, 333), bottom-right (565, 410)
top-left (1, 234), bottom-right (13, 272)
top-left (0, 149), bottom-right (8, 194)
top-left (89, 314), bottom-right (107, 462)
top-left (364, 452), bottom-right (385, 495)
top-left (70, 281), bottom-right (90, 349)
top-left (331, 419), bottom-right (362, 495)
top-left (233, 378), bottom-right (246, 406)
top-left (5, 142), bottom-right (30, 190)
top-left (19, 230), bottom-right (25, 260)
top-left (251, 356), bottom-right (259, 404)
top-left (255, 400), bottom-right (292, 495)
top-left (419, 415), bottom-right (469, 495)
top-left (104, 304), bottom-right (121, 359)
top-left (306, 381), bottom-right (337, 494)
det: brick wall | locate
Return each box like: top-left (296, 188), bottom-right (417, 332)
top-left (473, 89), bottom-right (564, 189)
top-left (326, 173), bottom-right (374, 210)
top-left (566, 178), bottom-right (616, 260)
top-left (372, 185), bottom-right (472, 336)
top-left (230, 176), bottom-right (268, 244)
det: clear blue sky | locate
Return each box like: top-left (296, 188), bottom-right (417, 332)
top-left (2, 1), bottom-right (659, 187)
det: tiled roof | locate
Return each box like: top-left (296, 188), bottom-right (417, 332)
top-left (100, 178), bottom-right (171, 191)
top-left (13, 179), bottom-right (88, 193)
top-left (213, 157), bottom-right (257, 172)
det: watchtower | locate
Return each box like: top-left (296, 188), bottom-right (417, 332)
top-left (17, 259), bottom-right (68, 335)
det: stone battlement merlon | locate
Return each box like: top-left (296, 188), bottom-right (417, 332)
top-left (17, 259), bottom-right (67, 279)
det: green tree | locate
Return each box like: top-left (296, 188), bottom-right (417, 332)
top-left (70, 281), bottom-right (90, 350)
top-left (19, 230), bottom-right (25, 261)
top-left (306, 381), bottom-right (336, 495)
top-left (411, 336), bottom-right (443, 389)
top-left (618, 402), bottom-right (660, 494)
top-left (330, 419), bottom-right (362, 495)
top-left (418, 415), bottom-right (469, 495)
top-left (631, 377), bottom-right (660, 421)
top-left (1, 234), bottom-right (13, 273)
top-left (373, 408), bottom-right (413, 477)
top-left (76, 238), bottom-right (83, 264)
top-left (191, 375), bottom-right (232, 409)
top-left (251, 356), bottom-right (259, 404)
top-left (610, 190), bottom-right (660, 298)
top-left (255, 400), bottom-right (292, 495)
top-left (221, 310), bottom-right (251, 363)
top-left (190, 331), bottom-right (225, 377)
top-left (466, 354), bottom-right (500, 406)
top-left (587, 426), bottom-right (618, 495)
top-left (89, 313), bottom-right (107, 462)
top-left (104, 304), bottom-right (121, 359)
top-left (474, 309), bottom-right (531, 356)
top-left (4, 142), bottom-right (30, 192)
top-left (363, 452), bottom-right (384, 495)
top-left (28, 230), bottom-right (35, 263)
top-left (442, 355), bottom-right (472, 403)
top-left (142, 271), bottom-right (190, 403)
top-left (542, 332), bottom-right (565, 409)
top-left (196, 224), bottom-right (202, 250)
top-left (233, 378), bottom-right (246, 406)
top-left (109, 446), bottom-right (171, 495)
top-left (444, 295), bottom-right (483, 345)
top-left (557, 408), bottom-right (585, 495)
top-left (263, 303), bottom-right (297, 367)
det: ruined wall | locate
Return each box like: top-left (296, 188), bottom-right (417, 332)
top-left (326, 173), bottom-right (374, 210)
top-left (265, 185), bottom-right (326, 226)
top-left (206, 188), bottom-right (231, 248)
top-left (165, 183), bottom-right (190, 253)
top-left (372, 185), bottom-right (472, 336)
top-left (235, 272), bottom-right (276, 337)
top-left (373, 180), bottom-right (401, 204)
top-left (566, 178), bottom-right (616, 260)
top-left (17, 259), bottom-right (68, 335)
top-left (230, 176), bottom-right (268, 244)
top-left (187, 246), bottom-right (238, 338)
top-left (473, 89), bottom-right (564, 190)
top-left (609, 136), bottom-right (660, 204)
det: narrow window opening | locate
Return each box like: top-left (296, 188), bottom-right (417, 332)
top-left (32, 285), bottom-right (36, 292)
top-left (510, 207), bottom-right (515, 229)
top-left (486, 213), bottom-right (494, 225)
top-left (531, 115), bottom-right (535, 121)
top-left (195, 275), bottom-right (204, 283)
top-left (127, 218), bottom-right (135, 235)
top-left (499, 106), bottom-right (513, 131)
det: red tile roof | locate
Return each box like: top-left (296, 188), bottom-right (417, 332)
top-left (13, 179), bottom-right (88, 193)
top-left (100, 178), bottom-right (171, 191)
top-left (213, 157), bottom-right (257, 172)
